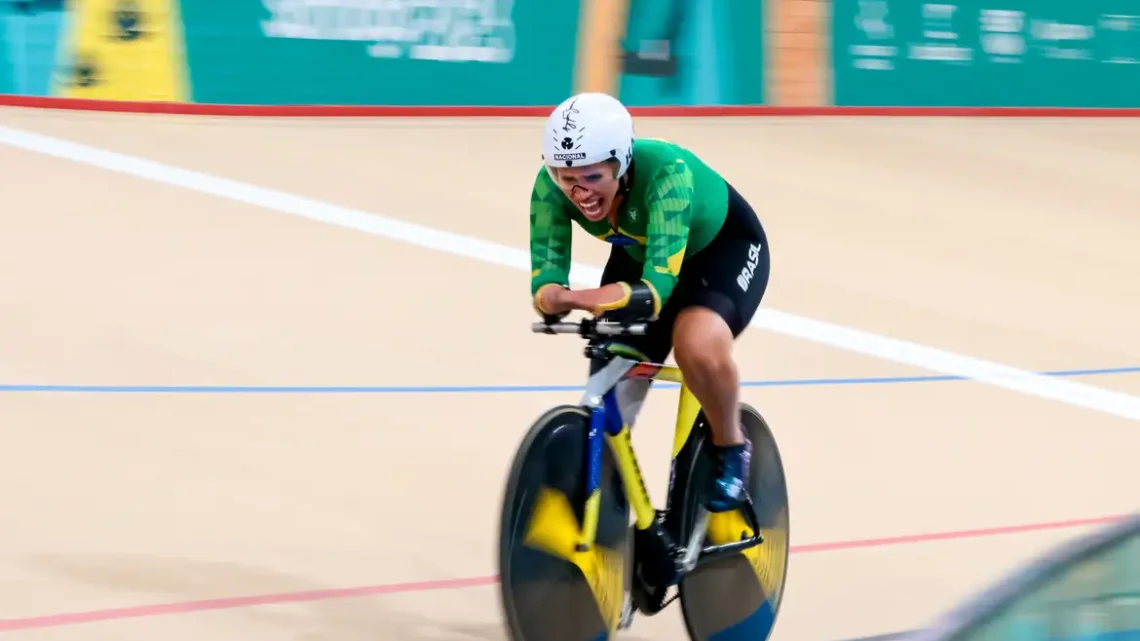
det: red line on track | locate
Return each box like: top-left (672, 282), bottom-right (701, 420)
top-left (0, 513), bottom-right (1127, 632)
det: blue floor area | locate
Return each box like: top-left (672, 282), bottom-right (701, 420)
top-left (1, 367), bottom-right (1136, 394)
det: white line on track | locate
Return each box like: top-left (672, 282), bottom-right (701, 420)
top-left (2, 124), bottom-right (1138, 421)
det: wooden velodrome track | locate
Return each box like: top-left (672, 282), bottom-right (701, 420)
top-left (1, 105), bottom-right (1138, 641)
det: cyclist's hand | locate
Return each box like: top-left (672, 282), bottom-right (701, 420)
top-left (534, 284), bottom-right (572, 319)
top-left (592, 281), bottom-right (656, 324)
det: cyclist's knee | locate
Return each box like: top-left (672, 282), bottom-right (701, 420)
top-left (673, 309), bottom-right (735, 379)
top-left (674, 306), bottom-right (733, 350)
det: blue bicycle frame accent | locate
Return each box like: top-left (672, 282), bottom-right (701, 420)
top-left (602, 388), bottom-right (627, 436)
top-left (584, 389), bottom-right (627, 506)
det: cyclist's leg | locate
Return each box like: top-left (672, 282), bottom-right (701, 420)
top-left (670, 181), bottom-right (770, 511)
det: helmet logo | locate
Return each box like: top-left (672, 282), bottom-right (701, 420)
top-left (559, 98), bottom-right (580, 132)
top-left (552, 131), bottom-right (585, 166)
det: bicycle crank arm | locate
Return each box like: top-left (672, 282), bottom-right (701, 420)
top-left (678, 507), bottom-right (710, 573)
top-left (682, 495), bottom-right (767, 571)
top-left (697, 532), bottom-right (766, 565)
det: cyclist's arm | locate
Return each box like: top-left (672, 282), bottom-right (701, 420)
top-left (559, 162), bottom-right (695, 321)
top-left (529, 173), bottom-right (573, 315)
top-left (528, 174), bottom-right (632, 317)
top-left (639, 159), bottom-right (696, 315)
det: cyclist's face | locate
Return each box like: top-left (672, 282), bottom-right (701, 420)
top-left (553, 162), bottom-right (620, 222)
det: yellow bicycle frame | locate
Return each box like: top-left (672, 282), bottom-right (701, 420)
top-left (577, 360), bottom-right (703, 549)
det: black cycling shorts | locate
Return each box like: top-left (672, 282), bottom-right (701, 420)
top-left (599, 180), bottom-right (770, 363)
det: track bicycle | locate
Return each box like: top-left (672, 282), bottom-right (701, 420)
top-left (497, 316), bottom-right (790, 641)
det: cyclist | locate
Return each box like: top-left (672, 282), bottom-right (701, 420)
top-left (529, 92), bottom-right (771, 513)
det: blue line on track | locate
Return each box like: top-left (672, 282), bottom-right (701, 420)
top-left (0, 367), bottom-right (1136, 394)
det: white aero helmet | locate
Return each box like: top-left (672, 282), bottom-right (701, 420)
top-left (542, 92), bottom-right (635, 179)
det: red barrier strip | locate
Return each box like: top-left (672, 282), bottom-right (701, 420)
top-left (3, 94), bottom-right (1140, 118)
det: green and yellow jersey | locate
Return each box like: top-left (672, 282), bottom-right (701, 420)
top-left (529, 138), bottom-right (730, 315)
